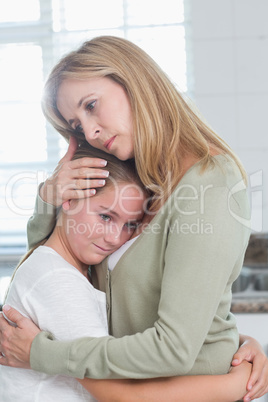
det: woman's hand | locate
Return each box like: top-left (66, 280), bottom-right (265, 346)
top-left (40, 136), bottom-right (109, 207)
top-left (233, 334), bottom-right (268, 401)
top-left (0, 305), bottom-right (40, 368)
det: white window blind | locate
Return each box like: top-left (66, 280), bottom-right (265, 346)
top-left (0, 0), bottom-right (189, 257)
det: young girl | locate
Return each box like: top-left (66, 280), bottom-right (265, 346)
top-left (0, 142), bottom-right (148, 401)
top-left (1, 36), bottom-right (268, 401)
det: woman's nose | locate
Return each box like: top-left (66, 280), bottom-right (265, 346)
top-left (83, 120), bottom-right (101, 141)
top-left (85, 129), bottom-right (100, 141)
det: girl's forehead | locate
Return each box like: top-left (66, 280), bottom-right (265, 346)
top-left (79, 182), bottom-right (146, 214)
top-left (97, 182), bottom-right (145, 203)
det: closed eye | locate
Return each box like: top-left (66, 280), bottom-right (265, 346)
top-left (124, 221), bottom-right (140, 230)
top-left (99, 214), bottom-right (112, 222)
top-left (86, 100), bottom-right (96, 111)
top-left (75, 123), bottom-right (84, 133)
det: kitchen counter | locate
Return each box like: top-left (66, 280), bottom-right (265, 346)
top-left (231, 295), bottom-right (268, 313)
top-left (231, 264), bottom-right (268, 313)
top-left (230, 231), bottom-right (268, 314)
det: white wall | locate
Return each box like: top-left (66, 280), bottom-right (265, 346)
top-left (189, 0), bottom-right (268, 232)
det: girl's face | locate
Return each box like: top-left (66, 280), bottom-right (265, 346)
top-left (57, 77), bottom-right (135, 161)
top-left (61, 182), bottom-right (145, 269)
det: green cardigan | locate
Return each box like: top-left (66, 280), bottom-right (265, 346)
top-left (28, 155), bottom-right (250, 379)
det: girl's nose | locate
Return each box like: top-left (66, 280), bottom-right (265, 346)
top-left (104, 225), bottom-right (122, 245)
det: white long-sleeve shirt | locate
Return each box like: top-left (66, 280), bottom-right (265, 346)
top-left (0, 246), bottom-right (108, 401)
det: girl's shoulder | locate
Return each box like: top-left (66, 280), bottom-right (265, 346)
top-left (13, 246), bottom-right (79, 283)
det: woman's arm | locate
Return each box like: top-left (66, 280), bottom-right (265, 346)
top-left (0, 307), bottom-right (267, 401)
top-left (76, 362), bottom-right (252, 402)
top-left (27, 186), bottom-right (58, 249)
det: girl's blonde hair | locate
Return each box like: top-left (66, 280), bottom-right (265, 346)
top-left (42, 35), bottom-right (247, 210)
top-left (5, 141), bottom-right (148, 302)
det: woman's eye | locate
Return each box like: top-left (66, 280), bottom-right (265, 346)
top-left (86, 101), bottom-right (96, 111)
top-left (100, 214), bottom-right (111, 222)
top-left (75, 124), bottom-right (84, 133)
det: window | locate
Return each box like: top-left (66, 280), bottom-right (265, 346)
top-left (0, 0), bottom-right (189, 301)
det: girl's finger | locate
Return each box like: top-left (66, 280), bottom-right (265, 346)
top-left (247, 355), bottom-right (267, 390)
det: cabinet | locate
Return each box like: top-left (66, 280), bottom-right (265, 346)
top-left (235, 314), bottom-right (268, 402)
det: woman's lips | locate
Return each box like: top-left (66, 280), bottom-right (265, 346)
top-left (104, 136), bottom-right (116, 150)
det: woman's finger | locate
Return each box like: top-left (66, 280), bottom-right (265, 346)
top-left (57, 178), bottom-right (106, 202)
top-left (61, 188), bottom-right (99, 202)
top-left (73, 178), bottom-right (107, 190)
top-left (0, 311), bottom-right (13, 332)
top-left (0, 306), bottom-right (40, 368)
top-left (68, 156), bottom-right (108, 170)
top-left (69, 167), bottom-right (109, 180)
top-left (2, 305), bottom-right (25, 329)
top-left (41, 166), bottom-right (108, 206)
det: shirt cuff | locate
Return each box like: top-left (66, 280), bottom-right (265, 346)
top-left (36, 183), bottom-right (58, 216)
top-left (30, 331), bottom-right (73, 377)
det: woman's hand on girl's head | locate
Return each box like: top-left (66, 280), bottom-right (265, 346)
top-left (40, 136), bottom-right (109, 207)
top-left (0, 305), bottom-right (40, 369)
top-left (233, 334), bottom-right (268, 401)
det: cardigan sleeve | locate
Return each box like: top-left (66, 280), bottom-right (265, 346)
top-left (27, 185), bottom-right (58, 249)
top-left (30, 180), bottom-right (250, 379)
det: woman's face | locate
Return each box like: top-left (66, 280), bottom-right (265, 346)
top-left (57, 77), bottom-right (135, 161)
top-left (62, 182), bottom-right (145, 267)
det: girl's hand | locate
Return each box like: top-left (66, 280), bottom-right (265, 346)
top-left (0, 305), bottom-right (40, 368)
top-left (233, 334), bottom-right (268, 401)
top-left (40, 136), bottom-right (109, 206)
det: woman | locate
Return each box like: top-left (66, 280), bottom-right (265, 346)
top-left (0, 36), bottom-right (267, 401)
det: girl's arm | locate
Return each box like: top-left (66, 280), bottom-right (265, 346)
top-left (234, 334), bottom-right (268, 401)
top-left (76, 362), bottom-right (252, 402)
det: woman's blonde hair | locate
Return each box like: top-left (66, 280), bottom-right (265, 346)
top-left (42, 35), bottom-right (247, 210)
